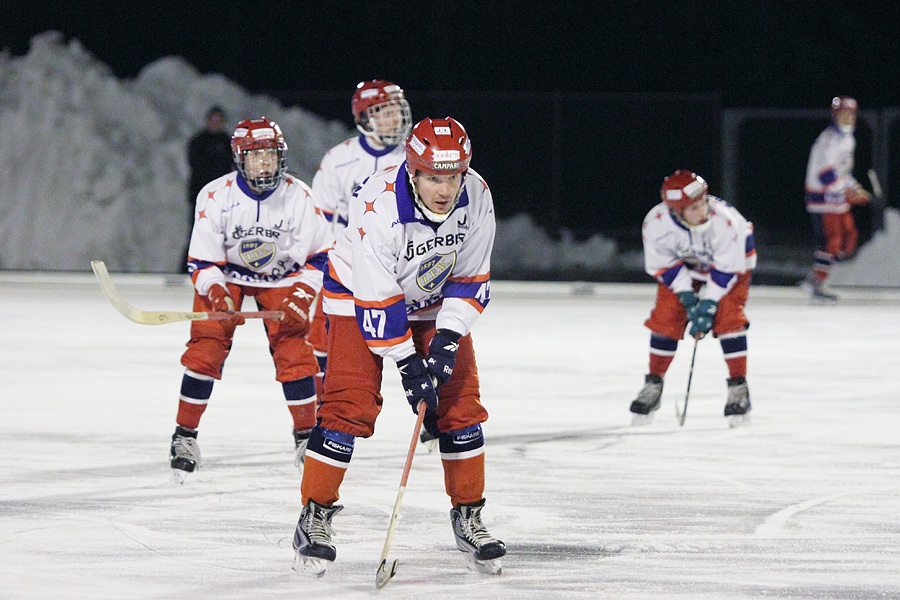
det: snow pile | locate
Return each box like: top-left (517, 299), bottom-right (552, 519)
top-left (0, 32), bottom-right (350, 273)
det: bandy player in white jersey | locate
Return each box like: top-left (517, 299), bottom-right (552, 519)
top-left (631, 170), bottom-right (757, 428)
top-left (291, 117), bottom-right (505, 578)
top-left (306, 80), bottom-right (412, 399)
top-left (169, 117), bottom-right (334, 484)
top-left (803, 96), bottom-right (871, 301)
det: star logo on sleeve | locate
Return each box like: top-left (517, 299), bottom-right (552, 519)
top-left (364, 200), bottom-right (377, 213)
top-left (384, 182), bottom-right (395, 193)
top-left (358, 227), bottom-right (366, 240)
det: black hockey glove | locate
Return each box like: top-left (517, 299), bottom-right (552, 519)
top-left (425, 329), bottom-right (462, 391)
top-left (397, 354), bottom-right (438, 415)
top-left (688, 299), bottom-right (718, 339)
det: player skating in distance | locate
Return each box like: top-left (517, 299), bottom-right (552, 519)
top-left (631, 170), bottom-right (756, 427)
top-left (802, 96), bottom-right (871, 301)
top-left (307, 80), bottom-right (412, 407)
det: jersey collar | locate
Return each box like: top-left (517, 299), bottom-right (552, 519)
top-left (236, 173), bottom-right (276, 200)
top-left (359, 135), bottom-right (398, 157)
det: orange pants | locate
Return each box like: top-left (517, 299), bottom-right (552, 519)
top-left (301, 315), bottom-right (489, 507)
top-left (644, 273), bottom-right (751, 340)
top-left (308, 292), bottom-right (328, 354)
top-left (316, 315), bottom-right (488, 437)
top-left (180, 282), bottom-right (318, 382)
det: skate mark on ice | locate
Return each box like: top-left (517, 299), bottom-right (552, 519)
top-left (754, 491), bottom-right (854, 537)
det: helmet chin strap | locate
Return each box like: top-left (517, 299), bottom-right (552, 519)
top-left (671, 209), bottom-right (712, 233)
top-left (408, 170), bottom-right (465, 223)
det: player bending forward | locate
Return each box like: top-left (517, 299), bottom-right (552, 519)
top-left (631, 170), bottom-right (756, 428)
top-left (291, 117), bottom-right (506, 577)
top-left (169, 117), bottom-right (333, 484)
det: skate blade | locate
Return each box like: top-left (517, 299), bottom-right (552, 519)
top-left (375, 558), bottom-right (399, 588)
top-left (810, 295), bottom-right (838, 305)
top-left (727, 413), bottom-right (752, 428)
top-left (631, 412), bottom-right (655, 426)
top-left (292, 552), bottom-right (329, 578)
top-left (171, 469), bottom-right (190, 485)
top-left (463, 553), bottom-right (502, 575)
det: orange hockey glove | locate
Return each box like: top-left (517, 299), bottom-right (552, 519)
top-left (281, 281), bottom-right (317, 335)
top-left (207, 284), bottom-right (245, 325)
top-left (847, 185), bottom-right (872, 205)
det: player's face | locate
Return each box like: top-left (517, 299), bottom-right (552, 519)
top-left (414, 172), bottom-right (464, 215)
top-left (834, 108), bottom-right (856, 130)
top-left (244, 148), bottom-right (279, 179)
top-left (681, 197), bottom-right (709, 226)
top-left (369, 101), bottom-right (403, 137)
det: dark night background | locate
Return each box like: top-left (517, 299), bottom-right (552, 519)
top-left (3, 1), bottom-right (899, 278)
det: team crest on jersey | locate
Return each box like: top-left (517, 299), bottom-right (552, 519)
top-left (416, 252), bottom-right (457, 292)
top-left (240, 239), bottom-right (276, 270)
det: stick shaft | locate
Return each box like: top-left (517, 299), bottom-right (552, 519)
top-left (677, 336), bottom-right (699, 426)
top-left (378, 401), bottom-right (427, 565)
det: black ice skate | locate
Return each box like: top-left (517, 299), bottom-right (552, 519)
top-left (292, 500), bottom-right (343, 577)
top-left (803, 274), bottom-right (838, 303)
top-left (293, 428), bottom-right (311, 473)
top-left (724, 376), bottom-right (752, 428)
top-left (450, 499), bottom-right (506, 574)
top-left (630, 374), bottom-right (663, 425)
top-left (169, 425), bottom-right (201, 485)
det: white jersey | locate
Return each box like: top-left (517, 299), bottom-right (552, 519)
top-left (323, 163), bottom-right (495, 363)
top-left (642, 196), bottom-right (757, 302)
top-left (804, 125), bottom-right (859, 214)
top-left (187, 172), bottom-right (334, 295)
top-left (311, 135), bottom-right (406, 231)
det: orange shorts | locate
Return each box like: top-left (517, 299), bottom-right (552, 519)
top-left (644, 272), bottom-right (751, 340)
top-left (181, 282), bottom-right (318, 382)
top-left (317, 315), bottom-right (488, 438)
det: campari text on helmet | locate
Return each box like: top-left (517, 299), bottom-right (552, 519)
top-left (661, 170), bottom-right (712, 232)
top-left (351, 80), bottom-right (413, 147)
top-left (231, 117), bottom-right (287, 193)
top-left (404, 117), bottom-right (472, 223)
top-left (831, 96), bottom-right (858, 134)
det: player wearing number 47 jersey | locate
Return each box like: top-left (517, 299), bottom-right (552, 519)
top-left (292, 117), bottom-right (505, 578)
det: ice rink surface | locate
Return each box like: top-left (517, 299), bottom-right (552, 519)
top-left (2, 272), bottom-right (899, 599)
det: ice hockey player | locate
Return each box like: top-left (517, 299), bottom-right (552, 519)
top-left (291, 117), bottom-right (506, 577)
top-left (307, 80), bottom-right (411, 408)
top-left (803, 96), bottom-right (871, 301)
top-left (169, 117), bottom-right (334, 484)
top-left (631, 170), bottom-right (756, 427)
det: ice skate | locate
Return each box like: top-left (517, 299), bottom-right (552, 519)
top-left (292, 500), bottom-right (343, 577)
top-left (169, 425), bottom-right (201, 485)
top-left (724, 376), bottom-right (751, 428)
top-left (808, 277), bottom-right (838, 303)
top-left (293, 428), bottom-right (311, 473)
top-left (450, 499), bottom-right (506, 575)
top-left (630, 374), bottom-right (663, 425)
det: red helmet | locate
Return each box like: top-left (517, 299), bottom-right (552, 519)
top-left (405, 117), bottom-right (472, 177)
top-left (660, 170), bottom-right (708, 212)
top-left (230, 117), bottom-right (287, 191)
top-left (351, 80), bottom-right (412, 146)
top-left (831, 96), bottom-right (858, 115)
